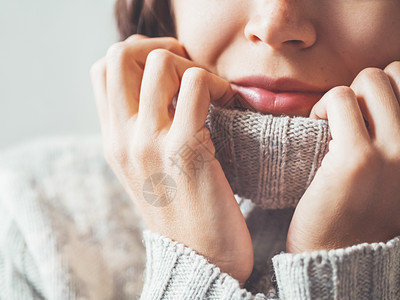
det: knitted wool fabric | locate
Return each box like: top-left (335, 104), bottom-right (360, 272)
top-left (204, 102), bottom-right (331, 210)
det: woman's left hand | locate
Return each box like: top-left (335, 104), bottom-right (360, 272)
top-left (286, 61), bottom-right (400, 253)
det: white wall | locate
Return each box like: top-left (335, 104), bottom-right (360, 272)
top-left (0, 0), bottom-right (119, 151)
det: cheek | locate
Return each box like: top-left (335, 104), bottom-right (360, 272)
top-left (326, 3), bottom-right (400, 73)
top-left (173, 2), bottom-right (244, 71)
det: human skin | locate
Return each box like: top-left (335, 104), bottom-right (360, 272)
top-left (172, 0), bottom-right (400, 117)
top-left (90, 0), bottom-right (400, 287)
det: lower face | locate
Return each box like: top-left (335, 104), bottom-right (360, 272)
top-left (171, 0), bottom-right (400, 117)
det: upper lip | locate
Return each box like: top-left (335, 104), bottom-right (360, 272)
top-left (231, 75), bottom-right (328, 93)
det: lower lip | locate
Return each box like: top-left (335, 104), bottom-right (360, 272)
top-left (231, 84), bottom-right (325, 117)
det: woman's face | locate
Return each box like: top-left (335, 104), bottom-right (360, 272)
top-left (171, 0), bottom-right (400, 117)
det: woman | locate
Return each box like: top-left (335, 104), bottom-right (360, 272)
top-left (90, 0), bottom-right (400, 298)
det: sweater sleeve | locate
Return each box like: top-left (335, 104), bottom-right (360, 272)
top-left (140, 229), bottom-right (400, 299)
top-left (272, 235), bottom-right (400, 299)
top-left (140, 229), bottom-right (270, 299)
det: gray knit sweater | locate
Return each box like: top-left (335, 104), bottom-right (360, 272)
top-left (0, 105), bottom-right (399, 299)
top-left (140, 104), bottom-right (400, 299)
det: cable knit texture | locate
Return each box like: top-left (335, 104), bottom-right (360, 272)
top-left (0, 105), bottom-right (399, 299)
top-left (204, 103), bottom-right (331, 209)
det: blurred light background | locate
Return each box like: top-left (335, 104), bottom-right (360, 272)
top-left (0, 0), bottom-right (118, 151)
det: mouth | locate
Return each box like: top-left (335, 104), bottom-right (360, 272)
top-left (228, 76), bottom-right (328, 117)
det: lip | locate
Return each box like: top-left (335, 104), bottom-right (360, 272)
top-left (230, 76), bottom-right (327, 117)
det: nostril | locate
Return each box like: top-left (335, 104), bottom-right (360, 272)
top-left (284, 39), bottom-right (307, 48)
top-left (248, 34), bottom-right (262, 43)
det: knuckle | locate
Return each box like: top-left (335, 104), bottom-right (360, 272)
top-left (384, 61), bottom-right (400, 74)
top-left (106, 42), bottom-right (130, 62)
top-left (182, 67), bottom-right (208, 85)
top-left (326, 86), bottom-right (356, 106)
top-left (329, 85), bottom-right (355, 98)
top-left (146, 48), bottom-right (174, 69)
top-left (162, 36), bottom-right (179, 46)
top-left (161, 36), bottom-right (187, 58)
top-left (124, 33), bottom-right (147, 42)
top-left (162, 36), bottom-right (181, 50)
top-left (355, 67), bottom-right (387, 83)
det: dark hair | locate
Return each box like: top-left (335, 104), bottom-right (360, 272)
top-left (114, 0), bottom-right (176, 42)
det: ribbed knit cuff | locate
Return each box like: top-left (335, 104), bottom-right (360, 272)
top-left (140, 229), bottom-right (268, 300)
top-left (272, 236), bottom-right (400, 300)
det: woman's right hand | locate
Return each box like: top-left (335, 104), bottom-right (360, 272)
top-left (89, 35), bottom-right (254, 287)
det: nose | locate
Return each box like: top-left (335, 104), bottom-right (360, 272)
top-left (244, 0), bottom-right (317, 50)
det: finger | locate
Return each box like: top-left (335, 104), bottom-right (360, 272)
top-left (124, 33), bottom-right (148, 43)
top-left (310, 86), bottom-right (370, 147)
top-left (90, 57), bottom-right (109, 134)
top-left (384, 61), bottom-right (400, 103)
top-left (124, 36), bottom-right (189, 66)
top-left (168, 67), bottom-right (235, 141)
top-left (138, 49), bottom-right (198, 132)
top-left (350, 67), bottom-right (400, 143)
top-left (105, 37), bottom-right (188, 124)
